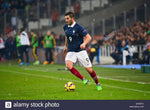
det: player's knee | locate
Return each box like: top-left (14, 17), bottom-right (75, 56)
top-left (86, 67), bottom-right (93, 73)
top-left (66, 63), bottom-right (73, 70)
top-left (66, 64), bottom-right (72, 70)
top-left (65, 61), bottom-right (73, 70)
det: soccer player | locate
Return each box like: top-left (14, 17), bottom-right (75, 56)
top-left (43, 30), bottom-right (56, 65)
top-left (30, 30), bottom-right (40, 65)
top-left (63, 12), bottom-right (102, 91)
top-left (19, 28), bottom-right (30, 66)
top-left (0, 36), bottom-right (5, 62)
top-left (16, 31), bottom-right (21, 63)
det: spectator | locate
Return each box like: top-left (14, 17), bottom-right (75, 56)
top-left (1, 0), bottom-right (10, 11)
top-left (140, 35), bottom-right (150, 64)
top-left (117, 40), bottom-right (129, 65)
top-left (73, 1), bottom-right (80, 19)
top-left (38, 34), bottom-right (44, 48)
top-left (0, 36), bottom-right (5, 62)
top-left (51, 8), bottom-right (59, 27)
top-left (6, 23), bottom-right (12, 35)
top-left (110, 35), bottom-right (122, 64)
top-left (16, 31), bottom-right (21, 63)
top-left (43, 30), bottom-right (56, 65)
top-left (11, 13), bottom-right (17, 31)
top-left (25, 3), bottom-right (30, 12)
top-left (58, 34), bottom-right (65, 46)
top-left (60, 0), bottom-right (66, 15)
top-left (127, 40), bottom-right (136, 64)
top-left (5, 36), bottom-right (13, 59)
top-left (30, 30), bottom-right (40, 65)
top-left (89, 39), bottom-right (100, 64)
top-left (19, 28), bottom-right (30, 66)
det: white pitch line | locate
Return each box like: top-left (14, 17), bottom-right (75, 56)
top-left (24, 68), bottom-right (150, 85)
top-left (98, 76), bottom-right (150, 84)
top-left (1, 69), bottom-right (150, 94)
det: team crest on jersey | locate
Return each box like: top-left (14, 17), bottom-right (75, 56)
top-left (73, 30), bottom-right (75, 34)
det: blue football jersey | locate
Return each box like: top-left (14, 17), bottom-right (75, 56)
top-left (63, 22), bottom-right (88, 52)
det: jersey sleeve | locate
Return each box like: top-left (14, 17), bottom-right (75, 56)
top-left (31, 35), bottom-right (37, 45)
top-left (52, 35), bottom-right (56, 46)
top-left (63, 25), bottom-right (67, 32)
top-left (78, 24), bottom-right (88, 37)
top-left (43, 36), bottom-right (46, 47)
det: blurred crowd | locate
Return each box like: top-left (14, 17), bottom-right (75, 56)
top-left (97, 19), bottom-right (150, 47)
top-left (0, 0), bottom-right (80, 61)
top-left (90, 18), bottom-right (150, 64)
top-left (0, 0), bottom-right (150, 64)
top-left (0, 0), bottom-right (81, 34)
top-left (1, 18), bottom-right (150, 64)
top-left (0, 30), bottom-right (65, 61)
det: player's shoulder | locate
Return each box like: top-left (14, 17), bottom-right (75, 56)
top-left (22, 31), bottom-right (28, 35)
top-left (63, 24), bottom-right (68, 29)
top-left (51, 35), bottom-right (54, 39)
top-left (75, 23), bottom-right (84, 29)
top-left (21, 31), bottom-right (26, 36)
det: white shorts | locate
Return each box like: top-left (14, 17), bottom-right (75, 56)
top-left (65, 50), bottom-right (92, 68)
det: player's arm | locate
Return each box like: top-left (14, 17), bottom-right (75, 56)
top-left (16, 35), bottom-right (19, 43)
top-left (43, 36), bottom-right (46, 48)
top-left (63, 36), bottom-right (68, 54)
top-left (80, 34), bottom-right (92, 49)
top-left (52, 35), bottom-right (56, 48)
top-left (31, 36), bottom-right (37, 46)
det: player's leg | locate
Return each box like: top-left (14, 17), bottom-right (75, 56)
top-left (48, 48), bottom-right (51, 63)
top-left (85, 67), bottom-right (102, 91)
top-left (33, 47), bottom-right (39, 65)
top-left (17, 47), bottom-right (21, 63)
top-left (65, 52), bottom-right (88, 85)
top-left (32, 47), bottom-right (38, 61)
top-left (50, 48), bottom-right (54, 64)
top-left (85, 67), bottom-right (99, 84)
top-left (44, 48), bottom-right (49, 64)
top-left (45, 48), bottom-right (48, 61)
top-left (0, 49), bottom-right (1, 61)
top-left (25, 45), bottom-right (29, 66)
top-left (65, 60), bottom-right (73, 70)
top-left (78, 50), bottom-right (102, 90)
top-left (49, 48), bottom-right (54, 64)
top-left (19, 46), bottom-right (24, 65)
top-left (0, 48), bottom-right (5, 62)
top-left (66, 60), bottom-right (84, 80)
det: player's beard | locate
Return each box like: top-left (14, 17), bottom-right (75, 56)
top-left (68, 20), bottom-right (73, 26)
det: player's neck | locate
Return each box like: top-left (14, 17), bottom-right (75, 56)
top-left (68, 21), bottom-right (76, 27)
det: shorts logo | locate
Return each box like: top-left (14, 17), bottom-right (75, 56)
top-left (5, 102), bottom-right (12, 108)
top-left (86, 58), bottom-right (90, 65)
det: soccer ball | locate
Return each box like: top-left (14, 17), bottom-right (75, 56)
top-left (65, 82), bottom-right (75, 91)
top-left (131, 67), bottom-right (136, 70)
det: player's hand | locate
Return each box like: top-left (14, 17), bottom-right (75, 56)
top-left (80, 43), bottom-right (86, 49)
top-left (63, 46), bottom-right (67, 55)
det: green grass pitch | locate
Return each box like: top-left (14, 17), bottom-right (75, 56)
top-left (0, 61), bottom-right (150, 100)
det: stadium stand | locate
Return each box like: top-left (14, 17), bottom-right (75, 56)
top-left (0, 0), bottom-right (150, 65)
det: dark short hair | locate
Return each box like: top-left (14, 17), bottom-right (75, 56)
top-left (30, 29), bottom-right (34, 33)
top-left (20, 28), bottom-right (25, 32)
top-left (65, 12), bottom-right (74, 18)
